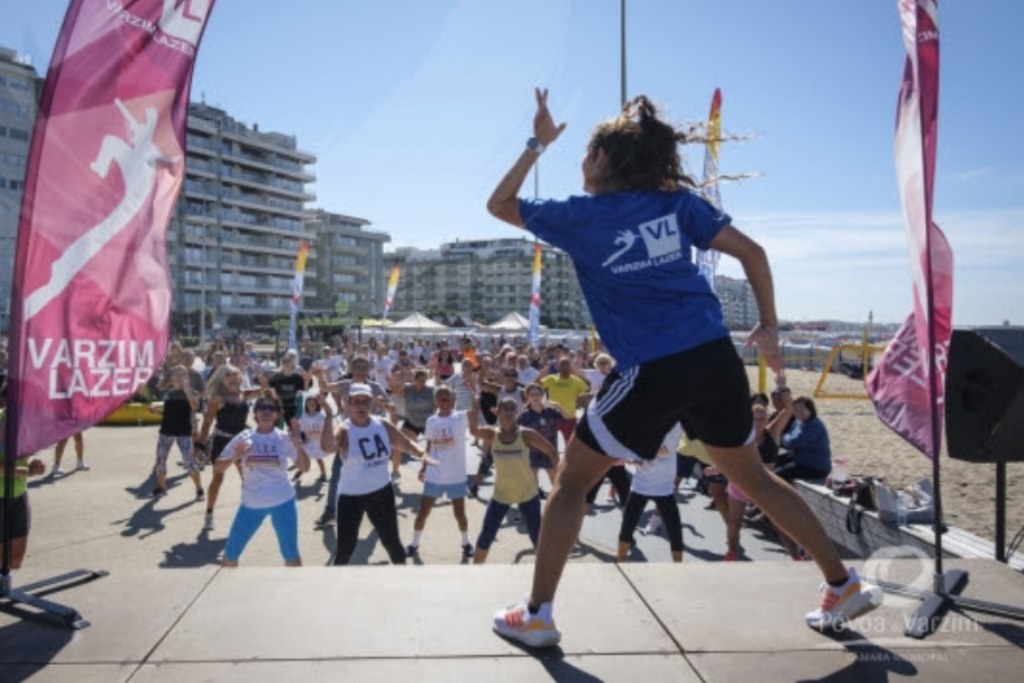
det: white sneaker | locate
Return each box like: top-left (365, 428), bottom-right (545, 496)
top-left (493, 598), bottom-right (561, 648)
top-left (76, 462), bottom-right (90, 471)
top-left (805, 566), bottom-right (884, 631)
top-left (644, 515), bottom-right (663, 535)
top-left (203, 512), bottom-right (214, 531)
top-left (51, 466), bottom-right (64, 477)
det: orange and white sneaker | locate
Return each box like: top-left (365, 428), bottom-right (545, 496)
top-left (805, 566), bottom-right (883, 631)
top-left (493, 598), bottom-right (561, 647)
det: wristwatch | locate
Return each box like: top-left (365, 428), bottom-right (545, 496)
top-left (526, 137), bottom-right (545, 155)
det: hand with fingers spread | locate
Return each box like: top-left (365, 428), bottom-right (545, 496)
top-left (533, 87), bottom-right (567, 148)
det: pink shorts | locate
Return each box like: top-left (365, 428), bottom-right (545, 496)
top-left (726, 480), bottom-right (752, 504)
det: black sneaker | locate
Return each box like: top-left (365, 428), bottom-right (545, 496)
top-left (315, 512), bottom-right (334, 528)
top-left (152, 487), bottom-right (166, 498)
top-left (195, 488), bottom-right (205, 502)
top-left (462, 543), bottom-right (473, 559)
top-left (406, 544), bottom-right (419, 557)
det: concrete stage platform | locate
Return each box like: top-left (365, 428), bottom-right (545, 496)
top-left (2, 559), bottom-right (1023, 682)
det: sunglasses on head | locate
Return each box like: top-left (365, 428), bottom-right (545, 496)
top-left (255, 402), bottom-right (279, 412)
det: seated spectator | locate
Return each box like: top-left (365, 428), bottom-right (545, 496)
top-left (774, 392), bottom-right (831, 484)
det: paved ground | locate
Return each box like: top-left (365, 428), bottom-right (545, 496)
top-left (5, 424), bottom-right (1022, 681)
top-left (13, 423), bottom-right (792, 571)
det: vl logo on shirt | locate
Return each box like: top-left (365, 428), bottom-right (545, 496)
top-left (638, 214), bottom-right (681, 259)
top-left (603, 213), bottom-right (683, 274)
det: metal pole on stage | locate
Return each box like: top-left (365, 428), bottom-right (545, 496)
top-left (0, 398), bottom-right (105, 629)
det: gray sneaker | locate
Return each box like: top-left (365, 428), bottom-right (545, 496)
top-left (203, 512), bottom-right (214, 531)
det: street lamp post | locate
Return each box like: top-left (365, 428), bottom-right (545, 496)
top-left (620, 0), bottom-right (627, 107)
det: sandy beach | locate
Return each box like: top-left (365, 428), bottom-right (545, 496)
top-left (757, 367), bottom-right (1023, 547)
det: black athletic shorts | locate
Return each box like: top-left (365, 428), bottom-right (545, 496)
top-left (402, 421), bottom-right (425, 437)
top-left (0, 494), bottom-right (30, 538)
top-left (576, 337), bottom-right (753, 460)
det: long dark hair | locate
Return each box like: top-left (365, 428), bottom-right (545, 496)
top-left (588, 95), bottom-right (696, 191)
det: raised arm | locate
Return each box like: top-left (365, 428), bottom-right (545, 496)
top-left (486, 88), bottom-right (567, 227)
top-left (383, 420), bottom-right (428, 461)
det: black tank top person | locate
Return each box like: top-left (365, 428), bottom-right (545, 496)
top-left (211, 400), bottom-right (250, 458)
top-left (160, 390), bottom-right (193, 437)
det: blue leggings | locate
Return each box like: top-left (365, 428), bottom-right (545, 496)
top-left (476, 495), bottom-right (542, 551)
top-left (223, 498), bottom-right (300, 563)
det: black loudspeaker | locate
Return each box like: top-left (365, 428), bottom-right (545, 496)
top-left (945, 327), bottom-right (1024, 463)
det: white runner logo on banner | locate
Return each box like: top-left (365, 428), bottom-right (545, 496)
top-left (23, 99), bottom-right (179, 321)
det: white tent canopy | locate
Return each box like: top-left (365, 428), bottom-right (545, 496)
top-left (386, 312), bottom-right (449, 333)
top-left (486, 311), bottom-right (546, 333)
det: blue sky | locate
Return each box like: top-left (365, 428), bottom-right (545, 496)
top-left (4, 1), bottom-right (1023, 326)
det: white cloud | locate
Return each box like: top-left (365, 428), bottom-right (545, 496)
top-left (953, 168), bottom-right (990, 182)
top-left (725, 209), bottom-right (1024, 325)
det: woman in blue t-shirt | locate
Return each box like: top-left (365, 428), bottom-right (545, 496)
top-left (485, 88), bottom-right (880, 647)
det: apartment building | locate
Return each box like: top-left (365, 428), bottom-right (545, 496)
top-left (0, 47), bottom-right (39, 332)
top-left (306, 208), bottom-right (390, 319)
top-left (714, 274), bottom-right (758, 329)
top-left (168, 102), bottom-right (318, 335)
top-left (384, 238), bottom-right (591, 328)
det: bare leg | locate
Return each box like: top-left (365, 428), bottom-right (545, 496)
top-left (413, 496), bottom-right (436, 532)
top-left (616, 540), bottom-right (630, 562)
top-left (725, 496), bottom-right (746, 553)
top-left (73, 432), bottom-right (84, 465)
top-left (208, 470), bottom-right (225, 512)
top-left (528, 436), bottom-right (611, 606)
top-left (708, 479), bottom-right (729, 523)
top-left (53, 439), bottom-right (67, 469)
top-left (452, 497), bottom-right (468, 533)
top-left (3, 536), bottom-right (29, 568)
top-left (706, 442), bottom-right (845, 582)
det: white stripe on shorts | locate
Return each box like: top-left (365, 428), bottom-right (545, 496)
top-left (593, 366), bottom-right (638, 419)
top-left (586, 367), bottom-right (642, 461)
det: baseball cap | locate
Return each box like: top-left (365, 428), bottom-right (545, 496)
top-left (348, 383), bottom-right (373, 399)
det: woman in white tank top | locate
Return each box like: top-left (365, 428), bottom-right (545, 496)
top-left (321, 383), bottom-right (434, 565)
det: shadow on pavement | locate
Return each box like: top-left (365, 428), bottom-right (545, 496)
top-left (159, 529), bottom-right (226, 568)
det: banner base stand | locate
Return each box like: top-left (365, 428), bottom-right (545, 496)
top-left (878, 569), bottom-right (1024, 639)
top-left (0, 568), bottom-right (108, 629)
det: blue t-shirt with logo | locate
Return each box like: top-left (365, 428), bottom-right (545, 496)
top-left (520, 190), bottom-right (731, 370)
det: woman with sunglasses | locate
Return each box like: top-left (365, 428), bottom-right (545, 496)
top-left (196, 363), bottom-right (268, 531)
top-left (320, 383), bottom-right (431, 565)
top-left (216, 391), bottom-right (310, 567)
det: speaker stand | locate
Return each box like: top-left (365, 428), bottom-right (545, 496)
top-left (995, 461), bottom-right (1007, 562)
top-left (875, 459), bottom-right (1024, 638)
top-left (0, 568), bottom-right (108, 629)
top-left (878, 568), bottom-right (1024, 638)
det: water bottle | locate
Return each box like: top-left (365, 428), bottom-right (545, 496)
top-left (896, 492), bottom-right (910, 527)
top-left (830, 457), bottom-right (849, 491)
